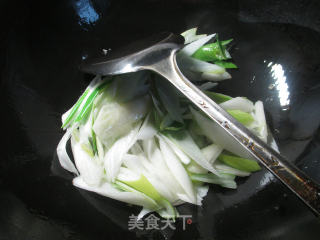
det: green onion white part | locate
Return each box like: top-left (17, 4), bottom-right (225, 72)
top-left (181, 27), bottom-right (207, 44)
top-left (57, 28), bottom-right (278, 219)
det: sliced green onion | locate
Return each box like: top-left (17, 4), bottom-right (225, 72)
top-left (221, 39), bottom-right (233, 46)
top-left (181, 27), bottom-right (207, 44)
top-left (192, 37), bottom-right (232, 62)
top-left (164, 130), bottom-right (220, 176)
top-left (214, 163), bottom-right (251, 177)
top-left (190, 172), bottom-right (235, 180)
top-left (201, 71), bottom-right (232, 81)
top-left (190, 172), bottom-right (237, 189)
top-left (74, 81), bottom-right (110, 123)
top-left (188, 122), bottom-right (208, 149)
top-left (157, 199), bottom-right (177, 219)
top-left (120, 174), bottom-right (162, 202)
top-left (187, 160), bottom-right (207, 174)
top-left (219, 97), bottom-right (254, 112)
top-left (61, 89), bottom-right (89, 128)
top-left (111, 182), bottom-right (127, 192)
top-left (119, 174), bottom-right (176, 218)
top-left (216, 34), bottom-right (227, 59)
top-left (113, 180), bottom-right (159, 209)
top-left (153, 108), bottom-right (163, 130)
top-left (214, 61), bottom-right (238, 69)
top-left (204, 91), bottom-right (232, 103)
top-left (160, 114), bottom-right (173, 131)
top-left (162, 124), bottom-right (185, 132)
top-left (71, 128), bottom-right (80, 142)
top-left (160, 115), bottom-right (185, 132)
top-left (90, 129), bottom-right (98, 155)
top-left (217, 154), bottom-right (261, 172)
top-left (80, 143), bottom-right (94, 157)
top-left (227, 110), bottom-right (254, 125)
top-left (180, 34), bottom-right (216, 56)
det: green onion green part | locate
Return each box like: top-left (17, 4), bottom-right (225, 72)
top-left (216, 34), bottom-right (227, 59)
top-left (61, 89), bottom-right (89, 128)
top-left (214, 61), bottom-right (238, 69)
top-left (90, 129), bottom-right (98, 155)
top-left (204, 91), bottom-right (232, 103)
top-left (227, 110), bottom-right (254, 125)
top-left (192, 37), bottom-right (233, 62)
top-left (74, 81), bottom-right (110, 123)
top-left (120, 174), bottom-right (162, 202)
top-left (190, 172), bottom-right (237, 189)
top-left (217, 154), bottom-right (261, 172)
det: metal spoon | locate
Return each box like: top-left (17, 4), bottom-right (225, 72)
top-left (80, 32), bottom-right (320, 216)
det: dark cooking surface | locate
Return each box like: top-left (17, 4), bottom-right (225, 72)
top-left (1, 0), bottom-right (320, 239)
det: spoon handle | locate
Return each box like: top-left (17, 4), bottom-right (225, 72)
top-left (149, 49), bottom-right (320, 216)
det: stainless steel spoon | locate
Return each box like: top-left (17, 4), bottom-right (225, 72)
top-left (80, 32), bottom-right (320, 216)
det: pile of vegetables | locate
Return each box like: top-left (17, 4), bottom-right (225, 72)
top-left (57, 28), bottom-right (274, 219)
